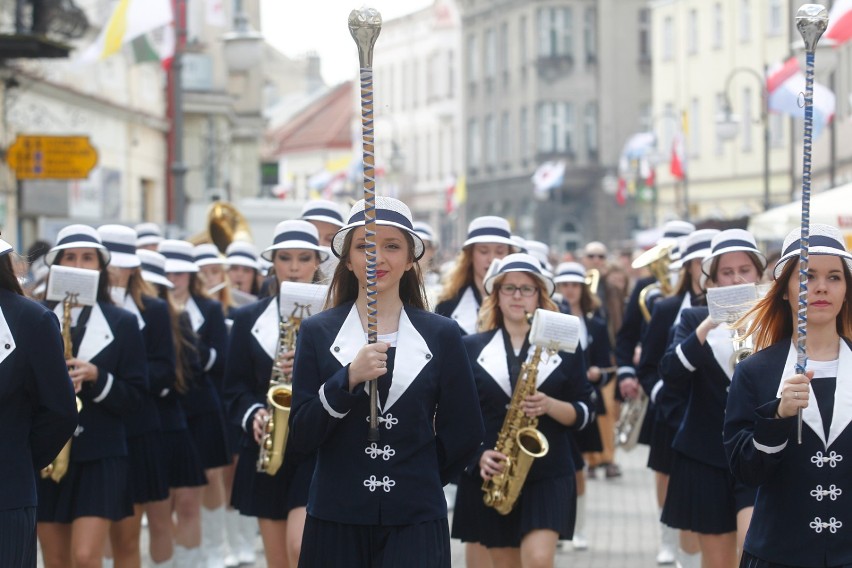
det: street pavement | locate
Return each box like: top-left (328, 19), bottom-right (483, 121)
top-left (41, 445), bottom-right (660, 567)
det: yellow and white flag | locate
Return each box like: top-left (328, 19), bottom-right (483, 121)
top-left (78, 0), bottom-right (173, 63)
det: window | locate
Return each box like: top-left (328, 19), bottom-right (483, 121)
top-left (484, 28), bottom-right (496, 80)
top-left (467, 34), bottom-right (478, 83)
top-left (715, 94), bottom-right (727, 156)
top-left (769, 113), bottom-right (785, 148)
top-left (499, 22), bottom-right (509, 82)
top-left (663, 103), bottom-right (676, 159)
top-left (501, 112), bottom-right (511, 165)
top-left (740, 0), bottom-right (751, 43)
top-left (520, 107), bottom-right (529, 160)
top-left (537, 7), bottom-right (574, 58)
top-left (467, 119), bottom-right (481, 171)
top-left (639, 102), bottom-right (652, 132)
top-left (537, 102), bottom-right (575, 154)
top-left (584, 7), bottom-right (597, 63)
top-left (484, 114), bottom-right (497, 168)
top-left (662, 16), bottom-right (674, 61)
top-left (519, 16), bottom-right (528, 68)
top-left (742, 87), bottom-right (753, 151)
top-left (448, 50), bottom-right (455, 97)
top-left (690, 99), bottom-right (701, 158)
top-left (713, 3), bottom-right (723, 49)
top-left (768, 0), bottom-right (783, 36)
top-left (687, 9), bottom-right (698, 54)
top-left (584, 102), bottom-right (598, 158)
top-left (638, 9), bottom-right (651, 61)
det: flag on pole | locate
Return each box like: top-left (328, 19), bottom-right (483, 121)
top-left (446, 175), bottom-right (467, 214)
top-left (615, 177), bottom-right (627, 206)
top-left (826, 0), bottom-right (852, 44)
top-left (670, 133), bottom-right (686, 180)
top-left (78, 0), bottom-right (173, 63)
top-left (531, 160), bottom-right (566, 200)
top-left (130, 24), bottom-right (175, 69)
top-left (767, 56), bottom-right (836, 139)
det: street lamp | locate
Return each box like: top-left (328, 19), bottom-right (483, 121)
top-left (222, 0), bottom-right (264, 72)
top-left (715, 67), bottom-right (771, 211)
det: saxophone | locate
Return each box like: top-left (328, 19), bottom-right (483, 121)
top-left (41, 294), bottom-right (83, 483)
top-left (482, 344), bottom-right (550, 515)
top-left (256, 303), bottom-right (309, 476)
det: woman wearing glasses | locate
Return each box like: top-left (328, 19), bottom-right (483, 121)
top-left (452, 253), bottom-right (595, 567)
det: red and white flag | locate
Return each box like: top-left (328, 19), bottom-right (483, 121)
top-left (766, 56), bottom-right (835, 139)
top-left (670, 133), bottom-right (686, 180)
top-left (826, 0), bottom-right (852, 45)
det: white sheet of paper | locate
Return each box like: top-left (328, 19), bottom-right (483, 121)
top-left (46, 265), bottom-right (99, 306)
top-left (279, 281), bottom-right (328, 319)
top-left (529, 309), bottom-right (580, 353)
top-left (707, 283), bottom-right (758, 323)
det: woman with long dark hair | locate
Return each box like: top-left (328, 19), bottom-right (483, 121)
top-left (0, 236), bottom-right (77, 568)
top-left (724, 223), bottom-right (852, 568)
top-left (290, 197), bottom-right (484, 567)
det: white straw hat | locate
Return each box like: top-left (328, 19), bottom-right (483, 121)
top-left (138, 249), bottom-right (174, 288)
top-left (98, 225), bottom-right (140, 269)
top-left (553, 261), bottom-right (586, 284)
top-left (773, 223), bottom-right (852, 279)
top-left (225, 241), bottom-right (260, 270)
top-left (158, 240), bottom-right (199, 273)
top-left (463, 216), bottom-right (516, 249)
top-left (135, 222), bottom-right (164, 248)
top-left (331, 196), bottom-right (425, 260)
top-left (484, 253), bottom-right (555, 297)
top-left (263, 220), bottom-right (329, 262)
top-left (46, 224), bottom-right (110, 266)
top-left (678, 229), bottom-right (720, 265)
top-left (701, 229), bottom-right (766, 276)
top-left (300, 199), bottom-right (345, 227)
top-left (525, 240), bottom-right (553, 273)
top-left (193, 244), bottom-right (225, 268)
top-left (660, 220), bottom-right (696, 243)
top-left (412, 221), bottom-right (437, 245)
top-left (510, 235), bottom-right (529, 253)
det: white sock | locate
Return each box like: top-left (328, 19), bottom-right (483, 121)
top-left (201, 506), bottom-right (226, 568)
top-left (676, 549), bottom-right (701, 568)
top-left (574, 494), bottom-right (586, 535)
top-left (238, 514), bottom-right (258, 559)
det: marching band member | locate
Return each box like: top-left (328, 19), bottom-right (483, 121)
top-left (660, 229), bottom-right (765, 567)
top-left (195, 243), bottom-right (238, 315)
top-left (637, 229), bottom-right (717, 567)
top-left (37, 225), bottom-right (148, 568)
top-left (452, 253), bottom-right (594, 567)
top-left (291, 197), bottom-right (484, 567)
top-left (224, 219), bottom-right (327, 568)
top-left (413, 221), bottom-right (441, 287)
top-left (97, 226), bottom-right (174, 568)
top-left (135, 223), bottom-right (164, 252)
top-left (159, 239), bottom-right (231, 568)
top-left (436, 216), bottom-right (516, 335)
top-left (226, 241), bottom-right (262, 299)
top-left (724, 223), bottom-right (852, 568)
top-left (300, 199), bottom-right (345, 280)
top-left (138, 250), bottom-right (209, 567)
top-left (552, 261), bottom-right (612, 549)
top-left (0, 238), bottom-right (77, 568)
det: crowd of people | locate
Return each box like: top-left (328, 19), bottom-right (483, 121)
top-left (2, 195), bottom-right (852, 568)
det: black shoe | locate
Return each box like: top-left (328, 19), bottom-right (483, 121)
top-left (604, 463), bottom-right (622, 478)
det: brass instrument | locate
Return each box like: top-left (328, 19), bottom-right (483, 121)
top-left (633, 243), bottom-right (674, 322)
top-left (42, 294), bottom-right (83, 482)
top-left (585, 268), bottom-right (600, 296)
top-left (256, 301), bottom-right (312, 476)
top-left (615, 390), bottom-right (648, 451)
top-left (482, 344), bottom-right (550, 515)
top-left (729, 316), bottom-right (754, 368)
top-left (190, 201), bottom-right (253, 254)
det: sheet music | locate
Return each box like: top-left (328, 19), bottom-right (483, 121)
top-left (46, 265), bottom-right (99, 306)
top-left (529, 309), bottom-right (580, 353)
top-left (707, 283), bottom-right (758, 323)
top-left (279, 281), bottom-right (329, 319)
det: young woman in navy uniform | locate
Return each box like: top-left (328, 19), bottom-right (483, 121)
top-left (0, 237), bottom-right (77, 568)
top-left (224, 220), bottom-right (327, 568)
top-left (98, 225), bottom-right (174, 567)
top-left (452, 253), bottom-right (594, 568)
top-left (724, 224), bottom-right (852, 568)
top-left (159, 239), bottom-right (231, 567)
top-left (435, 216), bottom-right (516, 335)
top-left (637, 229), bottom-right (716, 567)
top-left (138, 249), bottom-right (209, 567)
top-left (299, 199), bottom-right (345, 282)
top-left (552, 261), bottom-right (612, 550)
top-left (36, 225), bottom-right (149, 568)
top-left (660, 229), bottom-right (766, 568)
top-left (291, 197), bottom-right (484, 567)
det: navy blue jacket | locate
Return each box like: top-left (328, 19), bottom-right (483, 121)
top-left (614, 275), bottom-right (655, 387)
top-left (464, 328), bottom-right (595, 482)
top-left (434, 285), bottom-right (481, 336)
top-left (0, 291), bottom-right (77, 510)
top-left (725, 338), bottom-right (852, 567)
top-left (180, 295), bottom-right (228, 416)
top-left (291, 302), bottom-right (484, 526)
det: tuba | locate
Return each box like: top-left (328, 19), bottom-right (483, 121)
top-left (482, 344), bottom-right (550, 515)
top-left (190, 201), bottom-right (253, 253)
top-left (41, 294), bottom-right (83, 483)
top-left (633, 243), bottom-right (674, 322)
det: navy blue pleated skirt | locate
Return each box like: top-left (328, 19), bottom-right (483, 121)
top-left (162, 429), bottom-right (207, 489)
top-left (569, 435), bottom-right (585, 472)
top-left (0, 507), bottom-right (36, 568)
top-left (661, 452), bottom-right (755, 535)
top-left (572, 420), bottom-right (604, 453)
top-left (450, 471), bottom-right (486, 542)
top-left (646, 411), bottom-right (676, 474)
top-left (227, 423), bottom-right (242, 457)
top-left (126, 431), bottom-right (170, 504)
top-left (299, 515), bottom-right (450, 568)
top-left (230, 441), bottom-right (311, 519)
top-left (739, 551), bottom-right (810, 568)
top-left (37, 457), bottom-right (133, 523)
top-left (187, 409), bottom-right (232, 469)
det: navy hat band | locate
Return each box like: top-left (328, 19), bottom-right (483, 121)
top-left (57, 233), bottom-right (101, 247)
top-left (103, 241), bottom-right (136, 255)
top-left (137, 230), bottom-right (160, 238)
top-left (347, 209), bottom-right (414, 229)
top-left (467, 227), bottom-right (511, 241)
top-left (783, 234), bottom-right (846, 256)
top-left (195, 253), bottom-right (218, 262)
top-left (683, 240), bottom-right (713, 257)
top-left (141, 262), bottom-right (166, 277)
top-left (305, 208), bottom-right (344, 223)
top-left (273, 231), bottom-right (319, 246)
top-left (663, 230), bottom-right (689, 238)
top-left (712, 239), bottom-right (757, 254)
top-left (557, 270), bottom-right (585, 279)
top-left (162, 251), bottom-right (195, 263)
top-left (228, 251), bottom-right (258, 262)
top-left (499, 261), bottom-right (542, 275)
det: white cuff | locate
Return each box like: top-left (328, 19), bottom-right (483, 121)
top-left (754, 438), bottom-right (788, 454)
top-left (576, 402), bottom-right (590, 429)
top-left (242, 403), bottom-right (264, 432)
top-left (675, 344), bottom-right (696, 372)
top-left (93, 372), bottom-right (114, 403)
top-left (618, 366), bottom-right (636, 377)
top-left (650, 379), bottom-right (664, 405)
top-left (319, 384), bottom-right (349, 419)
top-left (203, 348), bottom-right (217, 372)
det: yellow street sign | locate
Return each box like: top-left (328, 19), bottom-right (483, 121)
top-left (5, 135), bottom-right (98, 180)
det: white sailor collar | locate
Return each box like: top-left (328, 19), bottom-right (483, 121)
top-left (328, 303), bottom-right (432, 413)
top-left (251, 297), bottom-right (279, 361)
top-left (578, 316), bottom-right (589, 351)
top-left (708, 325), bottom-right (735, 380)
top-left (54, 302), bottom-right (114, 362)
top-left (776, 339), bottom-right (852, 449)
top-left (673, 293), bottom-right (692, 327)
top-left (450, 286), bottom-right (479, 335)
top-left (476, 329), bottom-right (562, 397)
top-left (185, 296), bottom-right (204, 332)
top-left (0, 305), bottom-right (16, 367)
top-left (121, 294), bottom-right (145, 330)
